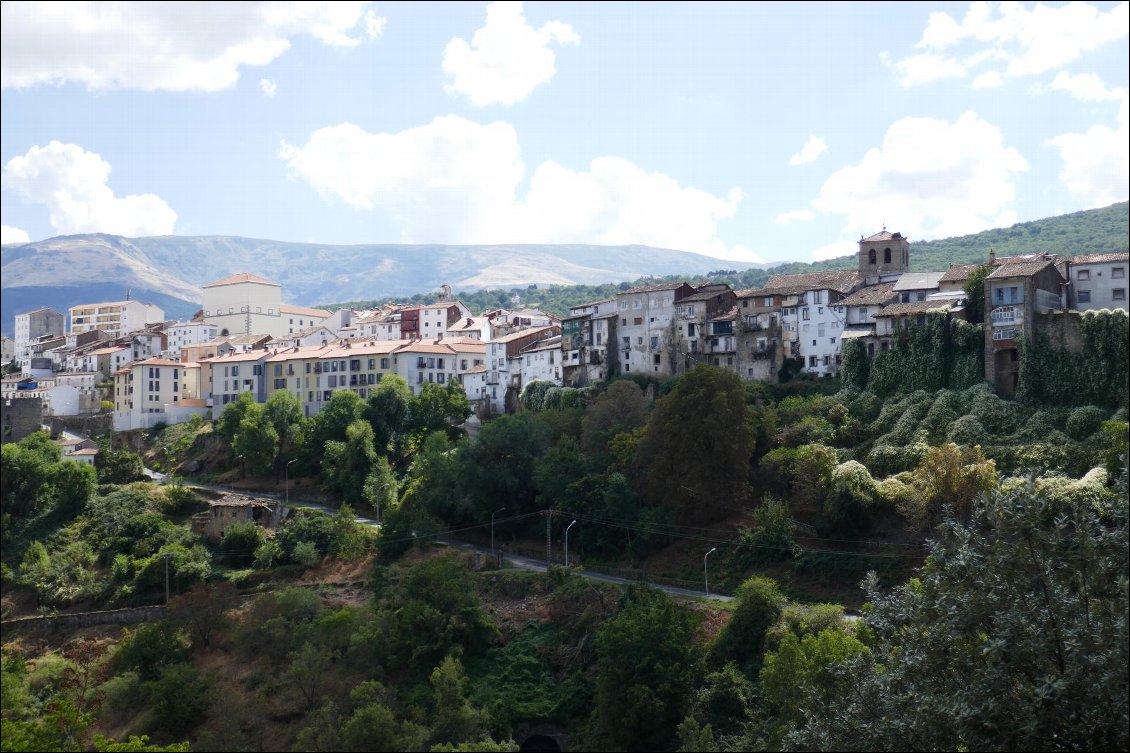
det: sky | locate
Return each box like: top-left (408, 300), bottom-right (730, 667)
top-left (1, 1), bottom-right (1127, 265)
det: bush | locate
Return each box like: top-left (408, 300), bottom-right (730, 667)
top-left (1066, 406), bottom-right (1110, 441)
top-left (732, 497), bottom-right (798, 568)
top-left (865, 442), bottom-right (928, 477)
top-left (219, 521), bottom-right (265, 567)
top-left (946, 414), bottom-right (988, 446)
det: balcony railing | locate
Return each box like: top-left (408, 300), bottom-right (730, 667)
top-left (990, 306), bottom-right (1021, 325)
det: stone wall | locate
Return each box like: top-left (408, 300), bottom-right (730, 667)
top-left (1, 396), bottom-right (43, 444)
top-left (2, 605), bottom-right (166, 635)
top-left (47, 413), bottom-right (113, 440)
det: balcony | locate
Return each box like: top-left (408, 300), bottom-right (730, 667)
top-left (990, 306), bottom-right (1022, 325)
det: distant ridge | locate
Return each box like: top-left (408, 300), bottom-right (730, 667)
top-left (2, 202), bottom-right (1125, 333)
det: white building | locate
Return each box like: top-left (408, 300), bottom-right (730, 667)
top-left (201, 272), bottom-right (330, 339)
top-left (2, 335), bottom-right (16, 365)
top-left (208, 350), bottom-right (270, 417)
top-left (14, 308), bottom-right (65, 361)
top-left (517, 335), bottom-right (564, 386)
top-left (1069, 252), bottom-right (1129, 311)
top-left (485, 326), bottom-right (560, 414)
top-left (113, 358), bottom-right (196, 431)
top-left (165, 322), bottom-right (220, 357)
top-left (69, 299), bottom-right (164, 338)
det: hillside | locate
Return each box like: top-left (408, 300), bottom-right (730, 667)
top-left (2, 202), bottom-right (1125, 333)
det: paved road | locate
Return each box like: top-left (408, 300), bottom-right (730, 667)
top-left (166, 473), bottom-right (735, 603)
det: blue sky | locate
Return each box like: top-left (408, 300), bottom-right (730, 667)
top-left (2, 1), bottom-right (1127, 265)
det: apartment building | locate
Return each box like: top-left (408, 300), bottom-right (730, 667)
top-left (1068, 252), bottom-right (1129, 311)
top-left (69, 299), bottom-right (164, 338)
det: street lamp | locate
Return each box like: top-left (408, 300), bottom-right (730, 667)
top-left (704, 547), bottom-right (718, 596)
top-left (285, 459), bottom-right (297, 507)
top-left (565, 520), bottom-right (578, 569)
top-left (378, 483), bottom-right (391, 526)
top-left (491, 507), bottom-right (506, 560)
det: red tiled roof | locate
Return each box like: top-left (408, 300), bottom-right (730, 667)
top-left (1071, 252), bottom-right (1129, 265)
top-left (838, 282), bottom-right (898, 307)
top-left (754, 270), bottom-right (862, 296)
top-left (861, 230), bottom-right (905, 243)
top-left (987, 260), bottom-right (1058, 279)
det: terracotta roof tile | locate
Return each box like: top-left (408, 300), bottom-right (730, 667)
top-left (838, 282), bottom-right (898, 307)
top-left (203, 273), bottom-right (279, 288)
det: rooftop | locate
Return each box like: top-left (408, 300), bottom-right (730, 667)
top-left (1071, 252), bottom-right (1129, 265)
top-left (876, 300), bottom-right (955, 317)
top-left (892, 271), bottom-right (945, 291)
top-left (203, 272), bottom-right (279, 288)
top-left (861, 229), bottom-right (906, 243)
top-left (987, 259), bottom-right (1058, 279)
top-left (838, 282), bottom-right (898, 307)
top-left (755, 270), bottom-right (863, 296)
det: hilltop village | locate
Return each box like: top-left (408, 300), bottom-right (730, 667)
top-left (3, 231), bottom-right (1126, 441)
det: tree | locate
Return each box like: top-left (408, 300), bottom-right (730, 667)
top-left (595, 583), bottom-right (703, 751)
top-left (708, 576), bottom-right (785, 678)
top-left (363, 375), bottom-right (412, 455)
top-left (219, 521), bottom-right (265, 567)
top-left (580, 380), bottom-right (649, 454)
top-left (232, 404), bottom-right (277, 477)
top-left (633, 366), bottom-right (754, 523)
top-left (214, 392), bottom-right (255, 442)
top-left (323, 420), bottom-right (377, 505)
top-left (286, 641), bottom-right (333, 709)
top-left (1, 432), bottom-right (60, 519)
top-left (963, 263), bottom-right (993, 324)
top-left (783, 479), bottom-right (1130, 752)
top-left (428, 656), bottom-right (487, 747)
top-left (169, 581), bottom-right (240, 648)
top-left (901, 442), bottom-right (997, 532)
top-left (52, 458), bottom-right (96, 518)
top-left (264, 390), bottom-right (303, 480)
top-left (362, 456), bottom-right (398, 519)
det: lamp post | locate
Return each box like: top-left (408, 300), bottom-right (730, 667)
top-left (565, 519), bottom-right (578, 569)
top-left (378, 483), bottom-right (391, 526)
top-left (491, 507), bottom-right (505, 559)
top-left (704, 547), bottom-right (717, 596)
top-left (285, 459), bottom-right (297, 507)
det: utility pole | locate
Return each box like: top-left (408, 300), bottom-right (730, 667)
top-left (491, 507), bottom-right (505, 560)
top-left (544, 510), bottom-right (553, 566)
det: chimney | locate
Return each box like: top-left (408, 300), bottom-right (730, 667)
top-left (989, 247), bottom-right (996, 264)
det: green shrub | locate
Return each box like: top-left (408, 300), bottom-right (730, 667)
top-left (1066, 406), bottom-right (1110, 441)
top-left (946, 414), bottom-right (988, 446)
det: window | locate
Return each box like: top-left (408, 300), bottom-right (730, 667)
top-left (1077, 269), bottom-right (1091, 281)
top-left (801, 307), bottom-right (810, 320)
top-left (868, 249), bottom-right (876, 265)
top-left (1078, 291), bottom-right (1092, 303)
top-left (650, 336), bottom-right (659, 349)
top-left (809, 356), bottom-right (818, 367)
top-left (1114, 267), bottom-right (1125, 279)
top-left (884, 248), bottom-right (891, 264)
top-left (380, 358), bottom-right (389, 369)
top-left (634, 317), bottom-right (643, 325)
top-left (1114, 289), bottom-right (1126, 301)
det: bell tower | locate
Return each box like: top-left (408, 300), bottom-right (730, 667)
top-left (858, 226), bottom-right (910, 285)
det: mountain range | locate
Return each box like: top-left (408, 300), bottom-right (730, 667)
top-left (2, 202), bottom-right (1126, 334)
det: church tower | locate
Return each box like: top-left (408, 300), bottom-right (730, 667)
top-left (858, 227), bottom-right (910, 285)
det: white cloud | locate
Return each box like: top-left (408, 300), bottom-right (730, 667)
top-left (1, 225), bottom-right (30, 244)
top-left (789, 136), bottom-right (828, 166)
top-left (775, 210), bottom-right (815, 225)
top-left (260, 78), bottom-right (278, 97)
top-left (1047, 71), bottom-right (1126, 103)
top-left (811, 111), bottom-right (1028, 255)
top-left (885, 1), bottom-right (1129, 87)
top-left (279, 115), bottom-right (758, 262)
top-left (443, 1), bottom-right (579, 106)
top-left (1, 2), bottom-right (384, 91)
top-left (971, 70), bottom-right (1003, 89)
top-left (2, 141), bottom-right (177, 236)
top-left (1045, 96), bottom-right (1129, 208)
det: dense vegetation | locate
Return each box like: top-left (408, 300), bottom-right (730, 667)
top-left (4, 315), bottom-right (1129, 750)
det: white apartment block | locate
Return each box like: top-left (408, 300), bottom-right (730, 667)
top-left (113, 358), bottom-right (196, 431)
top-left (165, 322), bottom-right (220, 357)
top-left (70, 299), bottom-right (164, 338)
top-left (2, 335), bottom-right (16, 365)
top-left (14, 307), bottom-right (65, 360)
top-left (1069, 252), bottom-right (1129, 311)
